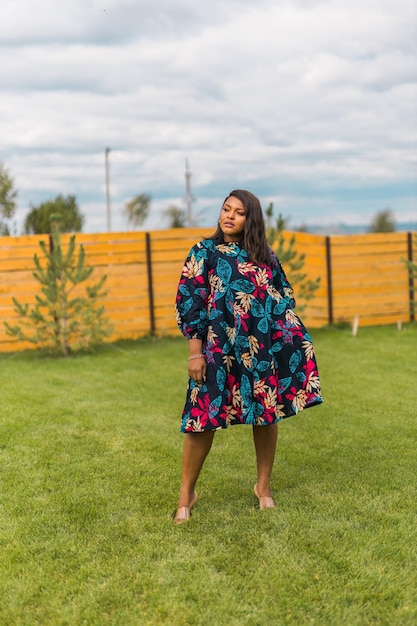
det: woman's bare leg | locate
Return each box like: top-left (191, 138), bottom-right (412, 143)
top-left (252, 423), bottom-right (278, 497)
top-left (177, 430), bottom-right (215, 508)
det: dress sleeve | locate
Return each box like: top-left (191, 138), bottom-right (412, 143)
top-left (271, 250), bottom-right (296, 309)
top-left (175, 242), bottom-right (210, 340)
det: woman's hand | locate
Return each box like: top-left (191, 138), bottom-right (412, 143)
top-left (188, 339), bottom-right (206, 385)
top-left (188, 356), bottom-right (206, 385)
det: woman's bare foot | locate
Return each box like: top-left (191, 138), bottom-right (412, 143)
top-left (254, 483), bottom-right (276, 510)
top-left (173, 492), bottom-right (199, 524)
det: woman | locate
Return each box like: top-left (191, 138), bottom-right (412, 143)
top-left (174, 189), bottom-right (323, 523)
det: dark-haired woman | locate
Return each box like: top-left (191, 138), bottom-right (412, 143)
top-left (173, 189), bottom-right (323, 523)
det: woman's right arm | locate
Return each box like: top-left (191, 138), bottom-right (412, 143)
top-left (175, 243), bottom-right (210, 384)
top-left (175, 243), bottom-right (210, 341)
top-left (187, 338), bottom-right (206, 384)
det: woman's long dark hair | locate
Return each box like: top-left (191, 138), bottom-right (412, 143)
top-left (208, 189), bottom-right (272, 265)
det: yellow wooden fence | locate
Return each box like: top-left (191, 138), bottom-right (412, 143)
top-left (0, 229), bottom-right (415, 352)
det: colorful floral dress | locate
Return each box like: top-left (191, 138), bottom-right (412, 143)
top-left (175, 239), bottom-right (323, 433)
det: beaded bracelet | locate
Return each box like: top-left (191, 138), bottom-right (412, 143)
top-left (188, 354), bottom-right (205, 360)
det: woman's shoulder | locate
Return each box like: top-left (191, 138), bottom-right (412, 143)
top-left (187, 238), bottom-right (217, 259)
top-left (269, 247), bottom-right (279, 266)
top-left (197, 238), bottom-right (217, 249)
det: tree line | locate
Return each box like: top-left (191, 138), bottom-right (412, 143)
top-left (0, 160), bottom-right (401, 236)
top-left (0, 161), bottom-right (188, 235)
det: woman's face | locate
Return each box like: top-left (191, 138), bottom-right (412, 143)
top-left (219, 196), bottom-right (246, 242)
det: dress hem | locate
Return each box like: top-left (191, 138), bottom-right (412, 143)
top-left (179, 396), bottom-right (323, 433)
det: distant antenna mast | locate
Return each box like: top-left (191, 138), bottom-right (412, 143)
top-left (105, 147), bottom-right (111, 231)
top-left (185, 159), bottom-right (193, 227)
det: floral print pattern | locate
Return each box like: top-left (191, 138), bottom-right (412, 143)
top-left (176, 239), bottom-right (323, 432)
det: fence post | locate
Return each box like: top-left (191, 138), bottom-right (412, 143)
top-left (145, 232), bottom-right (156, 335)
top-left (325, 236), bottom-right (333, 325)
top-left (407, 232), bottom-right (415, 322)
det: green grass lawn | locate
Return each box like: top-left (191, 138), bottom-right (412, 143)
top-left (1, 324), bottom-right (416, 625)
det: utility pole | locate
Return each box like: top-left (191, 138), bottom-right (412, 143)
top-left (105, 147), bottom-right (111, 231)
top-left (185, 158), bottom-right (193, 227)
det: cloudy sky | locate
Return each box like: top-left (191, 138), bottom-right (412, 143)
top-left (1, 0), bottom-right (416, 233)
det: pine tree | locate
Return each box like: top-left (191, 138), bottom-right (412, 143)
top-left (164, 205), bottom-right (186, 228)
top-left (265, 203), bottom-right (319, 312)
top-left (124, 194), bottom-right (151, 228)
top-left (5, 223), bottom-right (112, 356)
top-left (0, 161), bottom-right (18, 236)
top-left (24, 194), bottom-right (84, 234)
top-left (369, 208), bottom-right (396, 233)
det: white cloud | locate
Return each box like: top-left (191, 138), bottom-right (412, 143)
top-left (1, 0), bottom-right (416, 234)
